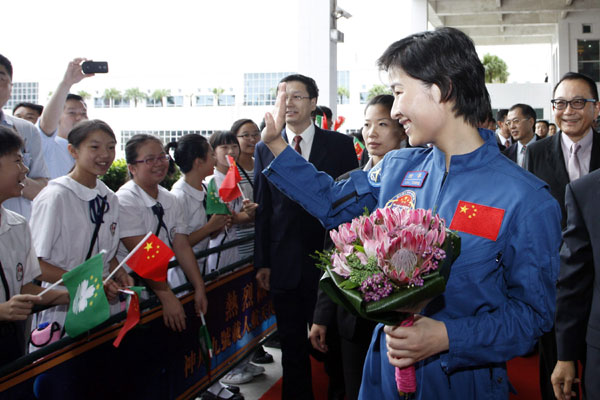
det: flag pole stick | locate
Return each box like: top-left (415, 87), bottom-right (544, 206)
top-left (40, 249), bottom-right (107, 297)
top-left (103, 231), bottom-right (153, 285)
top-left (200, 312), bottom-right (213, 357)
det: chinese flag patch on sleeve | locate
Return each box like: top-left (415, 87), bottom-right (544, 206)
top-left (449, 200), bottom-right (505, 241)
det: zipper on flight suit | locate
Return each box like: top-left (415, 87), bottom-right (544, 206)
top-left (432, 171), bottom-right (449, 214)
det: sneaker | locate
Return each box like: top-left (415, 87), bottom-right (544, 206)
top-left (243, 362), bottom-right (265, 377)
top-left (220, 370), bottom-right (254, 385)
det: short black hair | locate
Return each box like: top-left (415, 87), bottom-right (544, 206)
top-left (66, 93), bottom-right (84, 102)
top-left (536, 120), bottom-right (549, 128)
top-left (280, 74), bottom-right (319, 99)
top-left (13, 102), bottom-right (43, 116)
top-left (0, 54), bottom-right (13, 79)
top-left (509, 103), bottom-right (537, 122)
top-left (365, 94), bottom-right (395, 114)
top-left (553, 72), bottom-right (599, 101)
top-left (0, 125), bottom-right (23, 157)
top-left (496, 109), bottom-right (509, 122)
top-left (377, 27), bottom-right (491, 128)
top-left (165, 134), bottom-right (210, 174)
top-left (68, 119), bottom-right (116, 148)
top-left (209, 131), bottom-right (239, 150)
top-left (313, 105), bottom-right (332, 121)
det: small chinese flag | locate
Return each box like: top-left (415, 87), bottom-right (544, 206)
top-left (333, 116), bottom-right (345, 131)
top-left (353, 137), bottom-right (365, 161)
top-left (113, 287), bottom-right (143, 348)
top-left (449, 200), bottom-right (505, 241)
top-left (218, 155), bottom-right (242, 203)
top-left (125, 234), bottom-right (174, 281)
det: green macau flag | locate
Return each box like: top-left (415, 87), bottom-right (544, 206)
top-left (63, 253), bottom-right (110, 338)
top-left (206, 177), bottom-right (230, 215)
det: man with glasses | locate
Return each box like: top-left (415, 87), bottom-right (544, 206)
top-left (254, 74), bottom-right (357, 399)
top-left (502, 103), bottom-right (539, 167)
top-left (0, 54), bottom-right (49, 220)
top-left (525, 72), bottom-right (600, 400)
top-left (38, 58), bottom-right (93, 178)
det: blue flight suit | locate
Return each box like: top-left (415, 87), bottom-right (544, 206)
top-left (262, 129), bottom-right (562, 399)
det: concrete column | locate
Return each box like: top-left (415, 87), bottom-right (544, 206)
top-left (297, 0), bottom-right (338, 118)
top-left (410, 0), bottom-right (429, 34)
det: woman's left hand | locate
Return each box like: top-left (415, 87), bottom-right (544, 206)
top-left (384, 315), bottom-right (449, 369)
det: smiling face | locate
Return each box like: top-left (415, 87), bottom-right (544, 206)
top-left (506, 107), bottom-right (535, 143)
top-left (214, 142), bottom-right (240, 173)
top-left (0, 149), bottom-right (28, 203)
top-left (128, 139), bottom-right (169, 188)
top-left (59, 99), bottom-right (88, 138)
top-left (362, 104), bottom-right (405, 159)
top-left (236, 122), bottom-right (260, 156)
top-left (69, 129), bottom-right (116, 183)
top-left (389, 67), bottom-right (446, 147)
top-left (553, 78), bottom-right (600, 142)
top-left (283, 80), bottom-right (317, 132)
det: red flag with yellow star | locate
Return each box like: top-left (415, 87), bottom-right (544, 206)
top-left (449, 200), bottom-right (505, 241)
top-left (125, 233), bottom-right (174, 281)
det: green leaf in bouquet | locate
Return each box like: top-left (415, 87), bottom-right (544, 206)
top-left (339, 279), bottom-right (359, 290)
top-left (319, 229), bottom-right (462, 326)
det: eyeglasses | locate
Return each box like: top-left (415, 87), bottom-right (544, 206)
top-left (505, 118), bottom-right (529, 127)
top-left (132, 154), bottom-right (170, 165)
top-left (551, 98), bottom-right (596, 110)
top-left (286, 94), bottom-right (311, 102)
top-left (237, 133), bottom-right (261, 140)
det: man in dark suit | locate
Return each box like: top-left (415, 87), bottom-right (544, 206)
top-left (525, 71), bottom-right (600, 400)
top-left (551, 168), bottom-right (600, 400)
top-left (254, 74), bottom-right (358, 399)
top-left (503, 103), bottom-right (539, 166)
top-left (495, 108), bottom-right (512, 150)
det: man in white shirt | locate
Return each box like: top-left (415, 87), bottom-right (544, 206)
top-left (38, 58), bottom-right (93, 178)
top-left (0, 54), bottom-right (49, 220)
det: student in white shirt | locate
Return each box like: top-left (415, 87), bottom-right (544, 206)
top-left (166, 134), bottom-right (229, 285)
top-left (0, 126), bottom-right (68, 364)
top-left (205, 131), bottom-right (257, 273)
top-left (30, 120), bottom-right (132, 333)
top-left (117, 134), bottom-right (208, 332)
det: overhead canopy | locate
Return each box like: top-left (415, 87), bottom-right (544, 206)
top-left (428, 0), bottom-right (600, 45)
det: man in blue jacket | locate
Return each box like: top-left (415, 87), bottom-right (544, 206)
top-left (257, 28), bottom-right (561, 399)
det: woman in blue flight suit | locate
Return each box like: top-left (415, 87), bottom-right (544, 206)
top-left (257, 27), bottom-right (562, 399)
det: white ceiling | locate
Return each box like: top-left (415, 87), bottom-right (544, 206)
top-left (428, 0), bottom-right (600, 45)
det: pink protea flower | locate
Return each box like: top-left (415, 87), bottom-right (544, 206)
top-left (331, 252), bottom-right (351, 278)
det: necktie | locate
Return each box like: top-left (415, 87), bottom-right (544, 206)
top-left (568, 142), bottom-right (581, 182)
top-left (151, 202), bottom-right (172, 246)
top-left (86, 195), bottom-right (109, 260)
top-left (293, 135), bottom-right (302, 155)
top-left (518, 145), bottom-right (527, 167)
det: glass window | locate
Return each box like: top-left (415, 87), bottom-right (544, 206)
top-left (578, 40), bottom-right (600, 82)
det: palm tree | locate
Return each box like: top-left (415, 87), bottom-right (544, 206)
top-left (212, 87), bottom-right (225, 106)
top-left (124, 88), bottom-right (147, 107)
top-left (337, 87), bottom-right (350, 104)
top-left (77, 90), bottom-right (91, 101)
top-left (367, 84), bottom-right (392, 100)
top-left (103, 88), bottom-right (122, 108)
top-left (482, 54), bottom-right (509, 83)
top-left (151, 89), bottom-right (171, 107)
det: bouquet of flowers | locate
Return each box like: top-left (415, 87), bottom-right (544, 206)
top-left (314, 207), bottom-right (461, 396)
